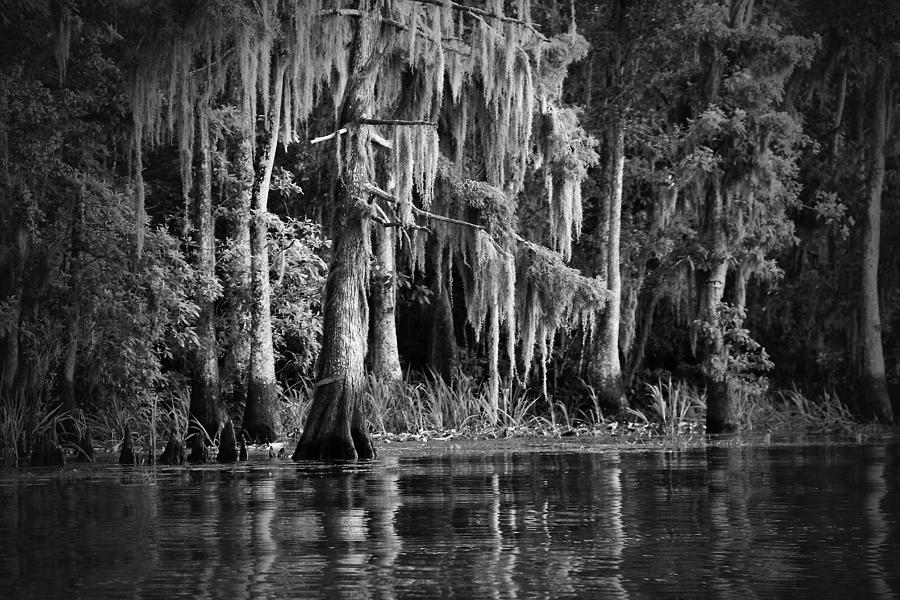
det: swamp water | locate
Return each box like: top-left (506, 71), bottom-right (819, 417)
top-left (1, 438), bottom-right (898, 599)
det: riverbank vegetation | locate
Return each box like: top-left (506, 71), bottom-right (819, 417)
top-left (1, 0), bottom-right (899, 466)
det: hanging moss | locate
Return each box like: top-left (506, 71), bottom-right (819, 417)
top-left (126, 0), bottom-right (598, 440)
top-left (515, 241), bottom-right (610, 390)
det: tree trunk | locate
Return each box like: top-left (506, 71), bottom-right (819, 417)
top-left (830, 68), bottom-right (847, 166)
top-left (699, 0), bottom-right (746, 434)
top-left (223, 121), bottom-right (254, 413)
top-left (625, 286), bottom-right (661, 388)
top-left (619, 266), bottom-right (642, 362)
top-left (189, 105), bottom-right (224, 437)
top-left (292, 163), bottom-right (375, 461)
top-left (0, 225), bottom-right (26, 396)
top-left (368, 223), bottom-right (402, 382)
top-left (733, 261), bottom-right (749, 312)
top-left (427, 245), bottom-right (457, 382)
top-left (294, 19), bottom-right (381, 461)
top-left (243, 62), bottom-right (287, 443)
top-left (59, 194), bottom-right (83, 415)
top-left (702, 177), bottom-right (738, 433)
top-left (592, 120), bottom-right (627, 412)
top-left (859, 59), bottom-right (894, 423)
top-left (487, 301), bottom-right (500, 424)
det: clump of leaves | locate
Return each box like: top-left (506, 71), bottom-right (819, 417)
top-left (269, 216), bottom-right (328, 381)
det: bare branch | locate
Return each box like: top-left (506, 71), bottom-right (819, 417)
top-left (363, 183), bottom-right (397, 203)
top-left (372, 200), bottom-right (393, 222)
top-left (310, 128), bottom-right (347, 145)
top-left (371, 196), bottom-right (430, 232)
top-left (362, 182), bottom-right (509, 256)
top-left (320, 8), bottom-right (362, 17)
top-left (358, 118), bottom-right (436, 127)
top-left (409, 0), bottom-right (547, 41)
top-left (364, 182), bottom-right (485, 231)
top-left (310, 127), bottom-right (393, 148)
top-left (371, 213), bottom-right (402, 228)
top-left (369, 130), bottom-right (393, 149)
top-left (411, 204), bottom-right (487, 232)
top-left (323, 8), bottom-right (471, 56)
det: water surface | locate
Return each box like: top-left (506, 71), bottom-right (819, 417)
top-left (1, 439), bottom-right (898, 598)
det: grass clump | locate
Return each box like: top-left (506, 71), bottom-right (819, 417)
top-left (622, 377), bottom-right (706, 437)
top-left (643, 377), bottom-right (706, 436)
top-left (0, 386), bottom-right (91, 467)
top-left (747, 387), bottom-right (856, 434)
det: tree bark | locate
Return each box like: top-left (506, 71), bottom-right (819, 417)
top-left (368, 223), bottom-right (402, 382)
top-left (293, 19), bottom-right (381, 461)
top-left (592, 119), bottom-right (627, 412)
top-left (243, 61), bottom-right (287, 443)
top-left (702, 177), bottom-right (738, 433)
top-left (189, 104), bottom-right (224, 437)
top-left (293, 187), bottom-right (375, 461)
top-left (859, 59), bottom-right (894, 423)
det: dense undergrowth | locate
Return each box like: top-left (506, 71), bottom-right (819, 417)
top-left (0, 372), bottom-right (885, 467)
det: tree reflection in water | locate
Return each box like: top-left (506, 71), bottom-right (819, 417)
top-left (0, 441), bottom-right (898, 598)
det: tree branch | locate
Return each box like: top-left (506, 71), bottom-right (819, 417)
top-left (310, 128), bottom-right (346, 145)
top-left (409, 0), bottom-right (547, 41)
top-left (411, 203), bottom-right (487, 232)
top-left (358, 118), bottom-right (436, 127)
top-left (363, 183), bottom-right (397, 203)
top-left (323, 8), bottom-right (471, 56)
top-left (369, 130), bottom-right (393, 149)
top-left (310, 126), bottom-right (394, 148)
top-left (371, 193), bottom-right (430, 232)
top-left (362, 183), bottom-right (517, 258)
top-left (363, 182), bottom-right (485, 230)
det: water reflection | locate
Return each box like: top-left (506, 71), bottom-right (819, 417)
top-left (865, 446), bottom-right (890, 599)
top-left (0, 442), bottom-right (898, 599)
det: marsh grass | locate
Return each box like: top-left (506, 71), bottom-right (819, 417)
top-left (644, 377), bottom-right (706, 435)
top-left (280, 378), bottom-right (314, 438)
top-left (749, 387), bottom-right (856, 433)
top-left (275, 371), bottom-right (580, 441)
top-left (4, 373), bottom-right (857, 467)
top-left (0, 385), bottom-right (88, 466)
top-left (0, 389), bottom-right (32, 466)
top-left (364, 371), bottom-right (497, 435)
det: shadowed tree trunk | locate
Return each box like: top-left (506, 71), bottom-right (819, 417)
top-left (625, 284), bottom-right (661, 388)
top-left (59, 193), bottom-right (83, 415)
top-left (0, 224), bottom-right (26, 396)
top-left (859, 59), bottom-right (894, 423)
top-left (190, 103), bottom-right (224, 436)
top-left (243, 61), bottom-right (286, 443)
top-left (427, 244), bottom-right (457, 382)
